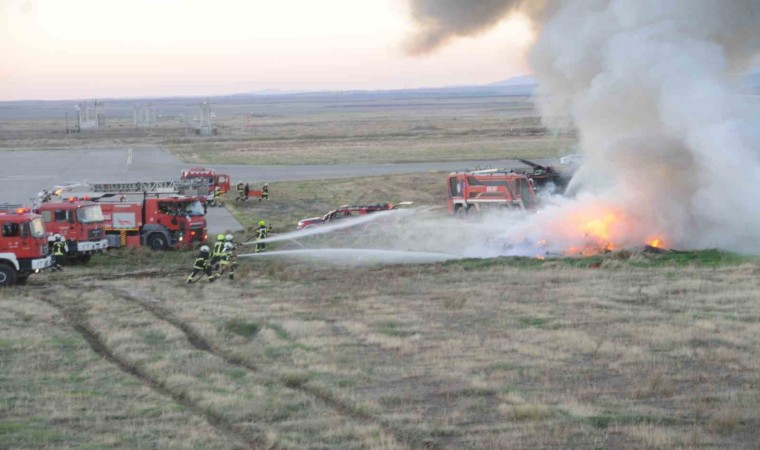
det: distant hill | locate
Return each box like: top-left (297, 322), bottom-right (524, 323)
top-left (488, 75), bottom-right (537, 87)
top-left (233, 76), bottom-right (538, 100)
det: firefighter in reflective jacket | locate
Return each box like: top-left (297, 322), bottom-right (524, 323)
top-left (260, 183), bottom-right (269, 202)
top-left (236, 182), bottom-right (245, 202)
top-left (218, 234), bottom-right (237, 279)
top-left (51, 234), bottom-right (67, 271)
top-left (254, 220), bottom-right (269, 253)
top-left (187, 245), bottom-right (214, 284)
top-left (209, 186), bottom-right (223, 207)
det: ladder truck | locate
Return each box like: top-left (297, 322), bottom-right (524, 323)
top-left (51, 181), bottom-right (208, 251)
top-left (13, 197), bottom-right (109, 263)
top-left (0, 207), bottom-right (52, 286)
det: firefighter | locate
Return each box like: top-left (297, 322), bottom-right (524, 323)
top-left (51, 234), bottom-right (67, 271)
top-left (219, 233), bottom-right (237, 279)
top-left (243, 183), bottom-right (250, 202)
top-left (186, 245), bottom-right (215, 284)
top-left (254, 220), bottom-right (269, 253)
top-left (236, 182), bottom-right (245, 202)
top-left (214, 186), bottom-right (224, 206)
top-left (260, 183), bottom-right (269, 202)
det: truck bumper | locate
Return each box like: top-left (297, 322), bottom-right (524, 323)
top-left (77, 239), bottom-right (109, 253)
top-left (29, 255), bottom-right (52, 271)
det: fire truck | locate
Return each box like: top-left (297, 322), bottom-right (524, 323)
top-left (27, 198), bottom-right (109, 263)
top-left (447, 169), bottom-right (536, 216)
top-left (180, 168), bottom-right (231, 194)
top-left (0, 207), bottom-right (52, 286)
top-left (52, 182), bottom-right (208, 250)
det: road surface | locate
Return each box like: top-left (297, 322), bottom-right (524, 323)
top-left (0, 147), bottom-right (558, 233)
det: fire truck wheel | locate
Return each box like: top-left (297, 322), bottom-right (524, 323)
top-left (77, 254), bottom-right (92, 264)
top-left (454, 205), bottom-right (466, 219)
top-left (148, 234), bottom-right (169, 251)
top-left (0, 264), bottom-right (16, 287)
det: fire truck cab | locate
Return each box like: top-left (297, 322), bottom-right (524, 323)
top-left (34, 199), bottom-right (108, 262)
top-left (447, 170), bottom-right (536, 216)
top-left (180, 168), bottom-right (231, 195)
top-left (99, 195), bottom-right (207, 250)
top-left (0, 208), bottom-right (52, 286)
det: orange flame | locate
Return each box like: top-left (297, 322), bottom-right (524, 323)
top-left (579, 213), bottom-right (618, 241)
top-left (647, 238), bottom-right (665, 248)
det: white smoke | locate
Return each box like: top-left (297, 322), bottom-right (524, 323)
top-left (405, 0), bottom-right (760, 253)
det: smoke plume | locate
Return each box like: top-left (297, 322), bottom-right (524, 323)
top-left (406, 0), bottom-right (760, 253)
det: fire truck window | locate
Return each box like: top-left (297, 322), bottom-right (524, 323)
top-left (20, 223), bottom-right (29, 238)
top-left (54, 209), bottom-right (68, 222)
top-left (1, 222), bottom-right (19, 237)
top-left (448, 178), bottom-right (458, 197)
top-left (467, 177), bottom-right (482, 186)
top-left (518, 180), bottom-right (534, 208)
top-left (157, 203), bottom-right (177, 215)
top-left (40, 210), bottom-right (53, 223)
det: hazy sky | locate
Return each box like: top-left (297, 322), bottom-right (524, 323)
top-left (0, 0), bottom-right (534, 101)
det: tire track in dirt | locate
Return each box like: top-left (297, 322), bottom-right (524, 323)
top-left (106, 286), bottom-right (438, 450)
top-left (34, 289), bottom-right (276, 450)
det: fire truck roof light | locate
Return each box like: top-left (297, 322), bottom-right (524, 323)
top-left (16, 208), bottom-right (24, 214)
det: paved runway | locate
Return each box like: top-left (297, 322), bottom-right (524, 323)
top-left (0, 147), bottom-right (557, 233)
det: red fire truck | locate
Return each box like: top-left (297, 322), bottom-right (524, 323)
top-left (50, 182), bottom-right (208, 250)
top-left (181, 168), bottom-right (231, 194)
top-left (0, 208), bottom-right (52, 286)
top-left (32, 199), bottom-right (108, 263)
top-left (98, 196), bottom-right (207, 250)
top-left (447, 169), bottom-right (536, 216)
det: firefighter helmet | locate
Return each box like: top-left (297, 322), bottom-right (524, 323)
top-left (258, 220), bottom-right (266, 227)
top-left (225, 234), bottom-right (234, 242)
top-left (216, 233), bottom-right (225, 241)
top-left (199, 245), bottom-right (210, 254)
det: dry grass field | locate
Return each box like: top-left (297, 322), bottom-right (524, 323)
top-left (0, 94), bottom-right (576, 165)
top-left (2, 250), bottom-right (759, 449)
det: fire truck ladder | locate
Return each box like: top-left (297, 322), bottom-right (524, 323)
top-left (0, 203), bottom-right (26, 211)
top-left (87, 180), bottom-right (205, 194)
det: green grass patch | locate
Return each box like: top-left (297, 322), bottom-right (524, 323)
top-left (224, 319), bottom-right (260, 339)
top-left (140, 330), bottom-right (167, 346)
top-left (444, 249), bottom-right (755, 272)
top-left (517, 317), bottom-right (551, 329)
top-left (0, 418), bottom-right (68, 448)
top-left (374, 320), bottom-right (418, 337)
